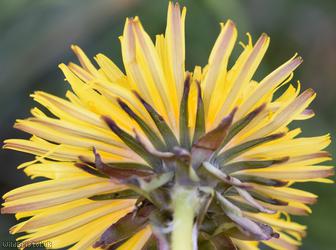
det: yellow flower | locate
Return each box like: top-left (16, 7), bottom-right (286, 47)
top-left (2, 2), bottom-right (333, 250)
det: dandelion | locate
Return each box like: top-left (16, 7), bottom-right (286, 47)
top-left (2, 2), bottom-right (333, 250)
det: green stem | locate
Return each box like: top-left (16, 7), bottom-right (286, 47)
top-left (171, 187), bottom-right (199, 250)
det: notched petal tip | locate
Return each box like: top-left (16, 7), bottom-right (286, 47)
top-left (1, 206), bottom-right (16, 215)
top-left (126, 16), bottom-right (137, 25)
top-left (70, 44), bottom-right (79, 52)
top-left (168, 1), bottom-right (183, 18)
top-left (303, 88), bottom-right (316, 97)
top-left (293, 54), bottom-right (303, 63)
top-left (0, 207), bottom-right (6, 214)
top-left (58, 62), bottom-right (67, 70)
top-left (227, 19), bottom-right (236, 28)
top-left (259, 32), bottom-right (270, 43)
top-left (323, 167), bottom-right (335, 178)
top-left (301, 108), bottom-right (315, 116)
top-left (220, 19), bottom-right (236, 31)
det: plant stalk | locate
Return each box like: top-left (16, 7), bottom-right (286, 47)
top-left (171, 187), bottom-right (199, 250)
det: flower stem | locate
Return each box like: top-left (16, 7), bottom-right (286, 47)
top-left (171, 187), bottom-right (198, 250)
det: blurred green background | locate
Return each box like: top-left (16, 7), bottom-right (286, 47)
top-left (0, 0), bottom-right (335, 249)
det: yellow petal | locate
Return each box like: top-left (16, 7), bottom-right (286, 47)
top-left (235, 55), bottom-right (302, 120)
top-left (14, 119), bottom-right (135, 159)
top-left (243, 212), bottom-right (306, 235)
top-left (263, 232), bottom-right (301, 250)
top-left (121, 18), bottom-right (167, 123)
top-left (24, 161), bottom-right (87, 180)
top-left (71, 45), bottom-right (102, 79)
top-left (251, 185), bottom-right (317, 204)
top-left (59, 64), bottom-right (134, 130)
top-left (240, 134), bottom-right (331, 159)
top-left (94, 53), bottom-right (127, 84)
top-left (89, 79), bottom-right (158, 132)
top-left (31, 91), bottom-right (106, 129)
top-left (228, 195), bottom-right (311, 216)
top-left (3, 176), bottom-right (107, 201)
top-left (231, 239), bottom-right (259, 250)
top-left (4, 138), bottom-right (132, 163)
top-left (22, 208), bottom-right (130, 249)
top-left (2, 182), bottom-right (125, 213)
top-left (165, 2), bottom-right (186, 102)
top-left (24, 116), bottom-right (123, 147)
top-left (132, 18), bottom-right (178, 131)
top-left (13, 200), bottom-right (134, 234)
top-left (204, 20), bottom-right (237, 117)
top-left (68, 62), bottom-right (95, 82)
top-left (234, 165), bottom-right (334, 180)
top-left (247, 89), bottom-right (316, 141)
top-left (213, 33), bottom-right (270, 126)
